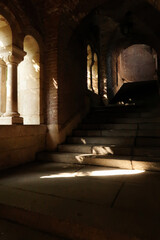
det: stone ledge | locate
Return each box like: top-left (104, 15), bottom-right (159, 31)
top-left (0, 116), bottom-right (23, 125)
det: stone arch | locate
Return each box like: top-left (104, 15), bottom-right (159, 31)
top-left (0, 14), bottom-right (12, 48)
top-left (0, 3), bottom-right (24, 49)
top-left (0, 4), bottom-right (45, 125)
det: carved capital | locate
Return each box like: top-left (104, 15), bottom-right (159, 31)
top-left (7, 54), bottom-right (17, 64)
top-left (7, 53), bottom-right (20, 65)
top-left (0, 58), bottom-right (6, 67)
top-left (1, 45), bottom-right (26, 65)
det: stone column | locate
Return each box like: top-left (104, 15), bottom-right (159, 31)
top-left (0, 58), bottom-right (7, 116)
top-left (4, 54), bottom-right (20, 117)
top-left (0, 53), bottom-right (24, 124)
top-left (0, 46), bottom-right (26, 124)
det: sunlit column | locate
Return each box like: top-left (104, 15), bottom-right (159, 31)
top-left (92, 53), bottom-right (99, 94)
top-left (3, 54), bottom-right (20, 117)
top-left (87, 45), bottom-right (92, 91)
top-left (0, 58), bottom-right (6, 116)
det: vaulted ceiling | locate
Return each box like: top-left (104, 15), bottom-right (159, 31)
top-left (2, 0), bottom-right (160, 37)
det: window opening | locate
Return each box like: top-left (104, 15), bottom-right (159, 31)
top-left (18, 35), bottom-right (40, 124)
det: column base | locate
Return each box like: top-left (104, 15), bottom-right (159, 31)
top-left (0, 116), bottom-right (23, 125)
top-left (3, 112), bottom-right (20, 117)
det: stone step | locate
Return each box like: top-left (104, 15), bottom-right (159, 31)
top-left (136, 137), bottom-right (160, 147)
top-left (79, 123), bottom-right (138, 130)
top-left (65, 136), bottom-right (159, 148)
top-left (73, 129), bottom-right (160, 137)
top-left (37, 152), bottom-right (160, 171)
top-left (83, 117), bottom-right (160, 124)
top-left (141, 112), bottom-right (160, 118)
top-left (88, 112), bottom-right (142, 118)
top-left (37, 152), bottom-right (133, 168)
top-left (67, 136), bottom-right (135, 146)
top-left (93, 107), bottom-right (143, 111)
top-left (133, 147), bottom-right (160, 157)
top-left (139, 123), bottom-right (160, 129)
top-left (58, 144), bottom-right (160, 157)
top-left (137, 129), bottom-right (160, 137)
top-left (68, 136), bottom-right (160, 146)
top-left (89, 112), bottom-right (160, 119)
top-left (79, 123), bottom-right (160, 130)
top-left (58, 144), bottom-right (132, 155)
top-left (73, 129), bottom-right (137, 137)
top-left (92, 105), bottom-right (144, 112)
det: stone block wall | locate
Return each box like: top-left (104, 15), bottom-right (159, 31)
top-left (0, 125), bottom-right (46, 170)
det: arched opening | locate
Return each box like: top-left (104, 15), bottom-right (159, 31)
top-left (119, 44), bottom-right (157, 83)
top-left (87, 45), bottom-right (99, 94)
top-left (18, 35), bottom-right (40, 124)
top-left (87, 44), bottom-right (92, 91)
top-left (92, 52), bottom-right (99, 94)
top-left (110, 44), bottom-right (158, 104)
top-left (0, 15), bottom-right (12, 116)
top-left (0, 14), bottom-right (12, 48)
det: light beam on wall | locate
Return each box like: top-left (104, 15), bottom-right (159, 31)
top-left (32, 59), bottom-right (40, 72)
top-left (0, 41), bottom-right (5, 49)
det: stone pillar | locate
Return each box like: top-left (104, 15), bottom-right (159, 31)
top-left (0, 58), bottom-right (7, 116)
top-left (0, 46), bottom-right (26, 124)
top-left (4, 54), bottom-right (20, 117)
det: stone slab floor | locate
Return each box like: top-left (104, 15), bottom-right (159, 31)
top-left (0, 162), bottom-right (160, 240)
top-left (0, 218), bottom-right (62, 240)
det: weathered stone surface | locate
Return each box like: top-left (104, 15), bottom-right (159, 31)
top-left (120, 45), bottom-right (156, 82)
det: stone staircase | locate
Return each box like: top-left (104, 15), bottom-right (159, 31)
top-left (38, 104), bottom-right (160, 171)
top-left (1, 103), bottom-right (160, 240)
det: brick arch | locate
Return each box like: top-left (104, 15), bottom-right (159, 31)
top-left (0, 0), bottom-right (44, 50)
top-left (0, 2), bottom-right (25, 48)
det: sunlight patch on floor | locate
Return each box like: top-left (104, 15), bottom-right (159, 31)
top-left (40, 169), bottom-right (145, 179)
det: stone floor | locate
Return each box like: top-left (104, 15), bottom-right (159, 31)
top-left (0, 218), bottom-right (61, 240)
top-left (0, 162), bottom-right (160, 239)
